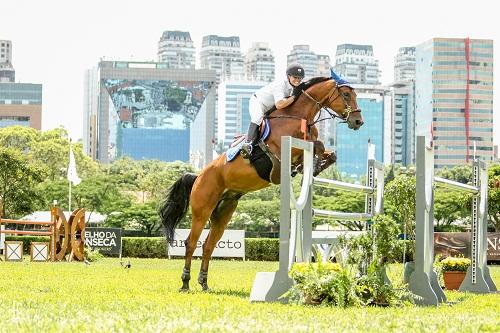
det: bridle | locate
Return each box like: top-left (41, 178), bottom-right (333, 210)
top-left (302, 81), bottom-right (361, 126)
top-left (264, 79), bottom-right (362, 138)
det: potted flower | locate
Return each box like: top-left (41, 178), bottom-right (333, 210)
top-left (439, 256), bottom-right (471, 290)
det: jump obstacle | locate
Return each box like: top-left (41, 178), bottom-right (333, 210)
top-left (409, 136), bottom-right (497, 305)
top-left (0, 206), bottom-right (86, 262)
top-left (250, 135), bottom-right (496, 304)
top-left (250, 136), bottom-right (384, 302)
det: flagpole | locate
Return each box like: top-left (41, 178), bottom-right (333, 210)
top-left (69, 139), bottom-right (72, 212)
top-left (67, 138), bottom-right (81, 211)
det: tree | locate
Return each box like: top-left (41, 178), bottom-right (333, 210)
top-left (313, 191), bottom-right (366, 230)
top-left (35, 175), bottom-right (132, 215)
top-left (105, 203), bottom-right (160, 236)
top-left (138, 161), bottom-right (195, 203)
top-left (384, 175), bottom-right (416, 238)
top-left (29, 139), bottom-right (68, 181)
top-left (0, 125), bottom-right (39, 151)
top-left (488, 163), bottom-right (500, 231)
top-left (72, 175), bottom-right (133, 214)
top-left (436, 165), bottom-right (472, 184)
top-left (0, 148), bottom-right (45, 218)
top-left (106, 157), bottom-right (145, 189)
top-left (433, 190), bottom-right (469, 231)
top-left (234, 199), bottom-right (281, 237)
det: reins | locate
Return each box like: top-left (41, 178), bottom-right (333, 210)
top-left (265, 80), bottom-right (360, 137)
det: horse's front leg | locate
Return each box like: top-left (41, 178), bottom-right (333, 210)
top-left (319, 150), bottom-right (337, 171)
top-left (312, 141), bottom-right (337, 176)
top-left (312, 141), bottom-right (326, 176)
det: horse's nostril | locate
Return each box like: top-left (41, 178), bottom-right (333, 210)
top-left (356, 120), bottom-right (364, 126)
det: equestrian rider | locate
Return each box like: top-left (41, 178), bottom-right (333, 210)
top-left (240, 63), bottom-right (305, 159)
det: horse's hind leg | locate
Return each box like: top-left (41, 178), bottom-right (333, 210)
top-left (198, 191), bottom-right (243, 291)
top-left (180, 219), bottom-right (204, 291)
top-left (181, 188), bottom-right (222, 291)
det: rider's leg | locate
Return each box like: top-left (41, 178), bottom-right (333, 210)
top-left (241, 96), bottom-right (264, 159)
top-left (240, 123), bottom-right (260, 159)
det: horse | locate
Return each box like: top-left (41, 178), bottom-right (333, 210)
top-left (159, 76), bottom-right (364, 291)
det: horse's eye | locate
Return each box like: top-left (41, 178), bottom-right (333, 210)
top-left (342, 92), bottom-right (350, 98)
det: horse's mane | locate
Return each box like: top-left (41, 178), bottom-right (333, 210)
top-left (299, 76), bottom-right (331, 92)
top-left (264, 77), bottom-right (331, 116)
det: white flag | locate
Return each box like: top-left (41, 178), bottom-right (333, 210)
top-left (67, 145), bottom-right (81, 186)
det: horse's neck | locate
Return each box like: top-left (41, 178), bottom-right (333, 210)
top-left (293, 96), bottom-right (320, 123)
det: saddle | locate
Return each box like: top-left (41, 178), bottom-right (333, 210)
top-left (225, 119), bottom-right (281, 184)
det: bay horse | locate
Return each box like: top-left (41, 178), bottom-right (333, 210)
top-left (159, 77), bottom-right (364, 291)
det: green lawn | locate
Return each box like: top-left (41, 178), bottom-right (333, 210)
top-left (0, 258), bottom-right (499, 332)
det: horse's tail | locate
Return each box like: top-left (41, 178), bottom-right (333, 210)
top-left (159, 173), bottom-right (198, 243)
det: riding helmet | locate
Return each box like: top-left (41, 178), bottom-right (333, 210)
top-left (286, 64), bottom-right (305, 78)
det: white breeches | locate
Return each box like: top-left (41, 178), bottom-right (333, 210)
top-left (249, 95), bottom-right (268, 125)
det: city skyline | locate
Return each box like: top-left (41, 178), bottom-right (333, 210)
top-left (1, 0), bottom-right (498, 146)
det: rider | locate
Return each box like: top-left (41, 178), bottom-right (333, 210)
top-left (240, 63), bottom-right (305, 159)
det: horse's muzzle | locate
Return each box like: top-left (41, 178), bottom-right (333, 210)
top-left (348, 113), bottom-right (364, 130)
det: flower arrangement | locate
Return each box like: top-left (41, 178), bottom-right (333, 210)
top-left (287, 261), bottom-right (356, 306)
top-left (287, 260), bottom-right (405, 307)
top-left (289, 261), bottom-right (341, 284)
top-left (439, 256), bottom-right (471, 272)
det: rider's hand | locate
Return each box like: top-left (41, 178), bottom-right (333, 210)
top-left (292, 85), bottom-right (303, 97)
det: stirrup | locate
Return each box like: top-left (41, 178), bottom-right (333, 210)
top-left (240, 142), bottom-right (253, 159)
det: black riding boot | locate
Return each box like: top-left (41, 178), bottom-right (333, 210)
top-left (240, 123), bottom-right (260, 159)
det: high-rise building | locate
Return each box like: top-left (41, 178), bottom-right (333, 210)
top-left (157, 31), bottom-right (196, 69)
top-left (244, 42), bottom-right (275, 82)
top-left (415, 38), bottom-right (494, 168)
top-left (394, 47), bottom-right (416, 82)
top-left (217, 80), bottom-right (267, 150)
top-left (200, 35), bottom-right (244, 83)
top-left (333, 44), bottom-right (381, 85)
top-left (0, 83), bottom-right (42, 129)
top-left (286, 45), bottom-right (318, 80)
top-left (217, 80), bottom-right (267, 149)
top-left (317, 54), bottom-right (332, 77)
top-left (83, 61), bottom-right (216, 168)
top-left (334, 84), bottom-right (391, 179)
top-left (391, 81), bottom-right (415, 166)
top-left (0, 40), bottom-right (15, 83)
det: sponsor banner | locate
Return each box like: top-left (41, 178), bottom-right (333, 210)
top-left (168, 229), bottom-right (245, 258)
top-left (84, 227), bottom-right (122, 255)
top-left (434, 232), bottom-right (500, 261)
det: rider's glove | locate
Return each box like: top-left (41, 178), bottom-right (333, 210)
top-left (292, 84), bottom-right (303, 97)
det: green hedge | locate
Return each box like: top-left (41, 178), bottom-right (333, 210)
top-left (4, 236), bottom-right (279, 261)
top-left (245, 238), bottom-right (279, 261)
top-left (4, 236), bottom-right (412, 263)
top-left (122, 237), bottom-right (168, 258)
top-left (121, 237), bottom-right (279, 261)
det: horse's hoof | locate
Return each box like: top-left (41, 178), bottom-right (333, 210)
top-left (200, 284), bottom-right (209, 292)
top-left (179, 287), bottom-right (190, 292)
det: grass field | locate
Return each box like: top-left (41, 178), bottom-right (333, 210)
top-left (0, 258), bottom-right (499, 332)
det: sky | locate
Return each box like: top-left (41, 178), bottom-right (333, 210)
top-left (2, 0), bottom-right (499, 145)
